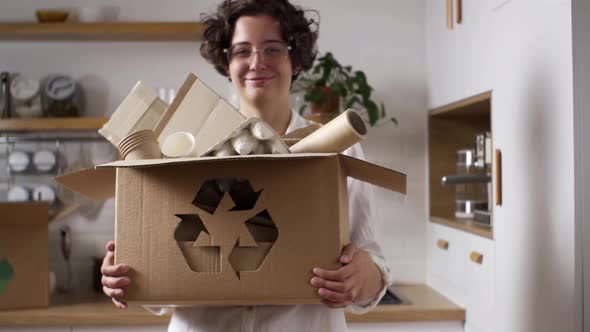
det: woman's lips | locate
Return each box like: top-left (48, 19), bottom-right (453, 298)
top-left (245, 76), bottom-right (273, 87)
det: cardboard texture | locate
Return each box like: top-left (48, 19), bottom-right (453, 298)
top-left (154, 73), bottom-right (246, 157)
top-left (55, 154), bottom-right (406, 306)
top-left (98, 82), bottom-right (167, 147)
top-left (0, 203), bottom-right (49, 310)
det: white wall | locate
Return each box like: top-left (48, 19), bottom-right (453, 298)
top-left (0, 0), bottom-right (428, 293)
top-left (572, 0), bottom-right (588, 330)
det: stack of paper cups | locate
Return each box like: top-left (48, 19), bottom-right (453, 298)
top-left (290, 109), bottom-right (367, 153)
top-left (118, 129), bottom-right (161, 160)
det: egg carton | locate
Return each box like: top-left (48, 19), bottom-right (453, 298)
top-left (203, 118), bottom-right (290, 157)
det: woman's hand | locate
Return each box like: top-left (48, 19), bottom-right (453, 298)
top-left (101, 241), bottom-right (130, 309)
top-left (311, 244), bottom-right (383, 309)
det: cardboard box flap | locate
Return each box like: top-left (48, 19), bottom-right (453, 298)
top-left (339, 154), bottom-right (406, 194)
top-left (54, 168), bottom-right (116, 201)
top-left (96, 153), bottom-right (339, 168)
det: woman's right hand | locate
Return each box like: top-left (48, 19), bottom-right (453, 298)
top-left (101, 241), bottom-right (130, 309)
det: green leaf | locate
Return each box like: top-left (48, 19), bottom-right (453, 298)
top-left (0, 260), bottom-right (13, 294)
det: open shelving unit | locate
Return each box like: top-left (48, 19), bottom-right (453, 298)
top-left (0, 117), bottom-right (107, 132)
top-left (0, 22), bottom-right (203, 41)
top-left (428, 91), bottom-right (493, 239)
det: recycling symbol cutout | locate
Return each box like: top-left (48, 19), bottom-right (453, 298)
top-left (0, 243), bottom-right (14, 295)
top-left (174, 178), bottom-right (279, 279)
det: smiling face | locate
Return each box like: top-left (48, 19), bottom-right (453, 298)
top-left (227, 15), bottom-right (294, 108)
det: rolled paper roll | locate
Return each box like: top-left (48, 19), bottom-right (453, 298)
top-left (231, 129), bottom-right (258, 155)
top-left (214, 141), bottom-right (235, 157)
top-left (250, 121), bottom-right (274, 140)
top-left (289, 109), bottom-right (367, 153)
top-left (253, 141), bottom-right (268, 155)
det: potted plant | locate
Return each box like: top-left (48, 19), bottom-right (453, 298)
top-left (293, 52), bottom-right (396, 126)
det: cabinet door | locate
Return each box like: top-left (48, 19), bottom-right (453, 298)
top-left (427, 223), bottom-right (468, 306)
top-left (426, 0), bottom-right (496, 108)
top-left (490, 1), bottom-right (575, 332)
top-left (465, 235), bottom-right (495, 332)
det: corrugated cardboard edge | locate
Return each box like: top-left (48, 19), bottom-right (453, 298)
top-left (54, 167), bottom-right (116, 201)
top-left (338, 155), bottom-right (407, 194)
top-left (97, 153), bottom-right (338, 168)
top-left (54, 153), bottom-right (406, 203)
top-left (137, 298), bottom-right (322, 306)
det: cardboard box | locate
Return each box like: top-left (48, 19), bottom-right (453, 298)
top-left (56, 154), bottom-right (405, 306)
top-left (0, 203), bottom-right (49, 310)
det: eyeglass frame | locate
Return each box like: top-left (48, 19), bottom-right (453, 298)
top-left (223, 41), bottom-right (293, 65)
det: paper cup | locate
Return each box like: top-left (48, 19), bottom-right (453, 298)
top-left (160, 131), bottom-right (196, 158)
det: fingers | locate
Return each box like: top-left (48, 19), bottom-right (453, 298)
top-left (318, 287), bottom-right (353, 304)
top-left (106, 240), bottom-right (115, 252)
top-left (321, 299), bottom-right (349, 309)
top-left (112, 297), bottom-right (128, 309)
top-left (313, 266), bottom-right (353, 282)
top-left (101, 263), bottom-right (129, 277)
top-left (103, 285), bottom-right (125, 298)
top-left (102, 275), bottom-right (130, 289)
top-left (340, 244), bottom-right (359, 264)
top-left (310, 277), bottom-right (347, 293)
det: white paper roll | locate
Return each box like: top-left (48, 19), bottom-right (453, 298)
top-left (231, 130), bottom-right (258, 155)
top-left (250, 121), bottom-right (274, 140)
top-left (214, 141), bottom-right (236, 157)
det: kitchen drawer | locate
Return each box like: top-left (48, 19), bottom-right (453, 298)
top-left (465, 235), bottom-right (495, 332)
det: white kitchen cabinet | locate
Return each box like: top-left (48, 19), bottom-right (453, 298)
top-left (464, 235), bottom-right (494, 332)
top-left (73, 327), bottom-right (166, 332)
top-left (348, 321), bottom-right (463, 332)
top-left (0, 328), bottom-right (69, 332)
top-left (427, 222), bottom-right (495, 331)
top-left (426, 1), bottom-right (576, 332)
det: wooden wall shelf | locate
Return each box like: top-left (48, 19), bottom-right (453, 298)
top-left (0, 117), bottom-right (107, 132)
top-left (0, 22), bottom-right (203, 41)
top-left (428, 91), bottom-right (493, 239)
top-left (430, 216), bottom-right (493, 239)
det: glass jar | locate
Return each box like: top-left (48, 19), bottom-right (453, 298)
top-left (455, 149), bottom-right (488, 218)
top-left (10, 75), bottom-right (43, 118)
top-left (43, 74), bottom-right (83, 117)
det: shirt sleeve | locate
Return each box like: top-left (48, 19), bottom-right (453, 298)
top-left (343, 144), bottom-right (394, 314)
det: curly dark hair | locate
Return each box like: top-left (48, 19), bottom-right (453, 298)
top-left (199, 0), bottom-right (319, 82)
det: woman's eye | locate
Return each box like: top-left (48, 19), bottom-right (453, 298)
top-left (233, 48), bottom-right (251, 58)
top-left (264, 47), bottom-right (282, 56)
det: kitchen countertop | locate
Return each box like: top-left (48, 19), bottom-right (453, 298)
top-left (0, 285), bottom-right (464, 326)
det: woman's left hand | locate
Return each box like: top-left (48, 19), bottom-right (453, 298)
top-left (311, 244), bottom-right (383, 308)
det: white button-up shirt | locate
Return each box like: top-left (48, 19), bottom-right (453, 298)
top-left (150, 110), bottom-right (393, 332)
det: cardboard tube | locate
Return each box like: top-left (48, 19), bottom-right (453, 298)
top-left (289, 109), bottom-right (367, 153)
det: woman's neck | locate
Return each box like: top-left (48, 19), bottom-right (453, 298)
top-left (239, 99), bottom-right (292, 136)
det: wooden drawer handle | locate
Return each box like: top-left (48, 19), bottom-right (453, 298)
top-left (495, 149), bottom-right (502, 206)
top-left (470, 251), bottom-right (484, 264)
top-left (437, 239), bottom-right (449, 250)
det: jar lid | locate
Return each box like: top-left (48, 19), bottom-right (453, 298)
top-left (10, 76), bottom-right (40, 101)
top-left (7, 186), bottom-right (30, 202)
top-left (45, 75), bottom-right (76, 101)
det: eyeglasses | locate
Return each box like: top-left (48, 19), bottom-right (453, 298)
top-left (224, 41), bottom-right (292, 65)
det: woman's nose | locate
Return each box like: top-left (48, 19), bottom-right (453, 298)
top-left (249, 52), bottom-right (267, 70)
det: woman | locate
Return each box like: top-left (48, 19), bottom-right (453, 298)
top-left (101, 0), bottom-right (392, 330)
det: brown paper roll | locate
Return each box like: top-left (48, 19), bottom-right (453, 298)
top-left (289, 109), bottom-right (367, 153)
